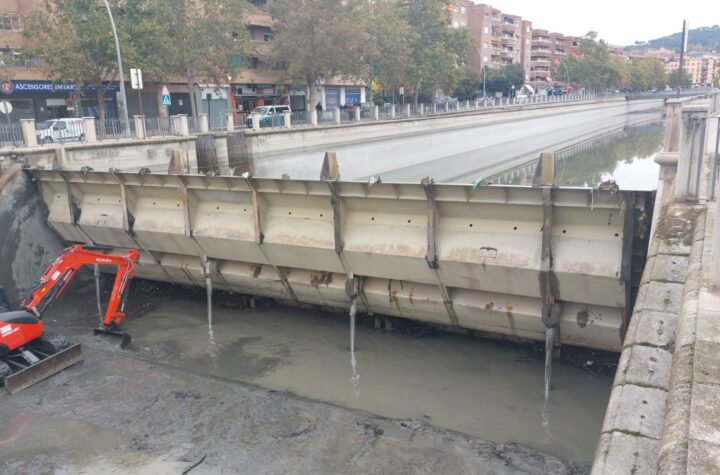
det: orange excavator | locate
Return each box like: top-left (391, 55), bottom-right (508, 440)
top-left (0, 245), bottom-right (139, 393)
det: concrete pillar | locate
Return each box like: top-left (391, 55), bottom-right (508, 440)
top-left (284, 110), bottom-right (292, 129)
top-left (20, 119), bottom-right (37, 147)
top-left (133, 115), bottom-right (146, 139)
top-left (465, 100), bottom-right (470, 110)
top-left (406, 104), bottom-right (411, 117)
top-left (251, 113), bottom-right (260, 131)
top-left (420, 104), bottom-right (425, 115)
top-left (310, 110), bottom-right (318, 126)
top-left (445, 102), bottom-right (449, 113)
top-left (354, 107), bottom-right (361, 121)
top-left (390, 105), bottom-right (396, 119)
top-left (82, 117), bottom-right (97, 143)
top-left (226, 113), bottom-right (234, 132)
top-left (663, 99), bottom-right (685, 154)
top-left (198, 113), bottom-right (209, 133)
top-left (334, 109), bottom-right (341, 124)
top-left (373, 106), bottom-right (379, 120)
top-left (178, 115), bottom-right (190, 136)
top-left (432, 103), bottom-right (437, 115)
top-left (675, 104), bottom-right (709, 202)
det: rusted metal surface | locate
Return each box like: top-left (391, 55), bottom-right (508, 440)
top-left (32, 169), bottom-right (653, 351)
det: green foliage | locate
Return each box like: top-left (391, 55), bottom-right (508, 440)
top-left (667, 69), bottom-right (692, 88)
top-left (565, 32), bottom-right (626, 90)
top-left (406, 0), bottom-right (473, 102)
top-left (627, 25), bottom-right (720, 53)
top-left (365, 0), bottom-right (415, 98)
top-left (454, 63), bottom-right (526, 98)
top-left (270, 0), bottom-right (370, 108)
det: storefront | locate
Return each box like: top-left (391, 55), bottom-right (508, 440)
top-left (233, 84), bottom-right (289, 113)
top-left (0, 80), bottom-right (120, 122)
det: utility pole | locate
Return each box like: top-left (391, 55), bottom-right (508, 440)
top-left (677, 20), bottom-right (688, 98)
top-left (102, 0), bottom-right (130, 133)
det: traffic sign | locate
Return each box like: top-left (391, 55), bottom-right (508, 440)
top-left (161, 85), bottom-right (171, 106)
top-left (130, 68), bottom-right (143, 90)
top-left (0, 100), bottom-right (12, 115)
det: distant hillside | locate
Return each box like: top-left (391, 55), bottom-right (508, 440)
top-left (626, 25), bottom-right (720, 52)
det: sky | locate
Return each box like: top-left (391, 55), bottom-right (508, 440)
top-left (473, 0), bottom-right (719, 46)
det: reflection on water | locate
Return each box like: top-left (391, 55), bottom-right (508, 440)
top-left (127, 300), bottom-right (613, 463)
top-left (493, 123), bottom-right (664, 190)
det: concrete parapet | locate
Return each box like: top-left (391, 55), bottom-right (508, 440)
top-left (20, 119), bottom-right (37, 147)
top-left (675, 104), bottom-right (709, 201)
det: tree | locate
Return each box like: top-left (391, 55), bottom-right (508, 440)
top-left (405, 0), bottom-right (473, 104)
top-left (565, 32), bottom-right (626, 90)
top-left (148, 0), bottom-right (252, 118)
top-left (667, 69), bottom-right (692, 88)
top-left (364, 0), bottom-right (415, 104)
top-left (23, 0), bottom-right (130, 124)
top-left (270, 0), bottom-right (370, 110)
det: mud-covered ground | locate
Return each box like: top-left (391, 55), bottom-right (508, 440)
top-left (0, 281), bottom-right (593, 474)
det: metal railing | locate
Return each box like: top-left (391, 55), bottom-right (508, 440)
top-left (145, 117), bottom-right (172, 137)
top-left (0, 122), bottom-right (23, 147)
top-left (99, 118), bottom-right (135, 139)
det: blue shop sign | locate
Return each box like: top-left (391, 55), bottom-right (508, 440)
top-left (6, 80), bottom-right (120, 94)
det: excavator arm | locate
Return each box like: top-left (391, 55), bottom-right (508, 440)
top-left (21, 245), bottom-right (140, 328)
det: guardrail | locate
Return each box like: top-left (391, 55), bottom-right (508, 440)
top-left (31, 168), bottom-right (651, 352)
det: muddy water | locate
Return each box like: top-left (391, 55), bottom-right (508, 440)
top-left (126, 299), bottom-right (612, 463)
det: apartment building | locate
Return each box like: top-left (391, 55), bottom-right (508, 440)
top-left (0, 0), bottom-right (364, 123)
top-left (665, 54), bottom-right (720, 86)
top-left (464, 3), bottom-right (525, 74)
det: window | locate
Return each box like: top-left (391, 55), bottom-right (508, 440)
top-left (0, 13), bottom-right (21, 31)
top-left (484, 27), bottom-right (488, 34)
top-left (263, 32), bottom-right (273, 41)
top-left (460, 7), bottom-right (466, 14)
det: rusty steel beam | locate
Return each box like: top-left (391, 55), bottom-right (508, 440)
top-left (31, 169), bottom-right (652, 351)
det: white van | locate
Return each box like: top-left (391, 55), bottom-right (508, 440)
top-left (36, 118), bottom-right (85, 144)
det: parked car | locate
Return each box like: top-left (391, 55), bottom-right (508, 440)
top-left (245, 105), bottom-right (291, 128)
top-left (36, 118), bottom-right (85, 144)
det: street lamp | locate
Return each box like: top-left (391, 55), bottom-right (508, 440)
top-left (101, 0), bottom-right (130, 133)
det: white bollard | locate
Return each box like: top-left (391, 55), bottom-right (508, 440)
top-left (133, 115), bottom-right (145, 139)
top-left (20, 119), bottom-right (37, 147)
top-left (420, 104), bottom-right (425, 116)
top-left (284, 110), bottom-right (292, 129)
top-left (226, 112), bottom-right (235, 132)
top-left (83, 117), bottom-right (98, 143)
top-left (390, 105), bottom-right (396, 119)
top-left (445, 102), bottom-right (449, 113)
top-left (198, 113), bottom-right (209, 133)
top-left (354, 107), bottom-right (361, 121)
top-left (406, 104), bottom-right (411, 117)
top-left (334, 109), bottom-right (341, 124)
top-left (373, 106), bottom-right (379, 120)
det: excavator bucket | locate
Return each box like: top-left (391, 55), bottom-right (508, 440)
top-left (93, 327), bottom-right (132, 349)
top-left (3, 343), bottom-right (83, 394)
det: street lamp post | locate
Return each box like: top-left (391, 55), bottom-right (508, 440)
top-left (102, 0), bottom-right (130, 133)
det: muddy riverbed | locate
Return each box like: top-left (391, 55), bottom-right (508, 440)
top-left (1, 281), bottom-right (613, 473)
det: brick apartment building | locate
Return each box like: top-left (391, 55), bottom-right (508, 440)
top-left (0, 0), bottom-right (364, 124)
top-left (448, 1), bottom-right (579, 89)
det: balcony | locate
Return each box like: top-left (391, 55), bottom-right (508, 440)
top-left (502, 24), bottom-right (517, 33)
top-left (532, 37), bottom-right (550, 43)
top-left (531, 48), bottom-right (551, 55)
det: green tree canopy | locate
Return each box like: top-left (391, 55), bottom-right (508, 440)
top-left (270, 0), bottom-right (370, 109)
